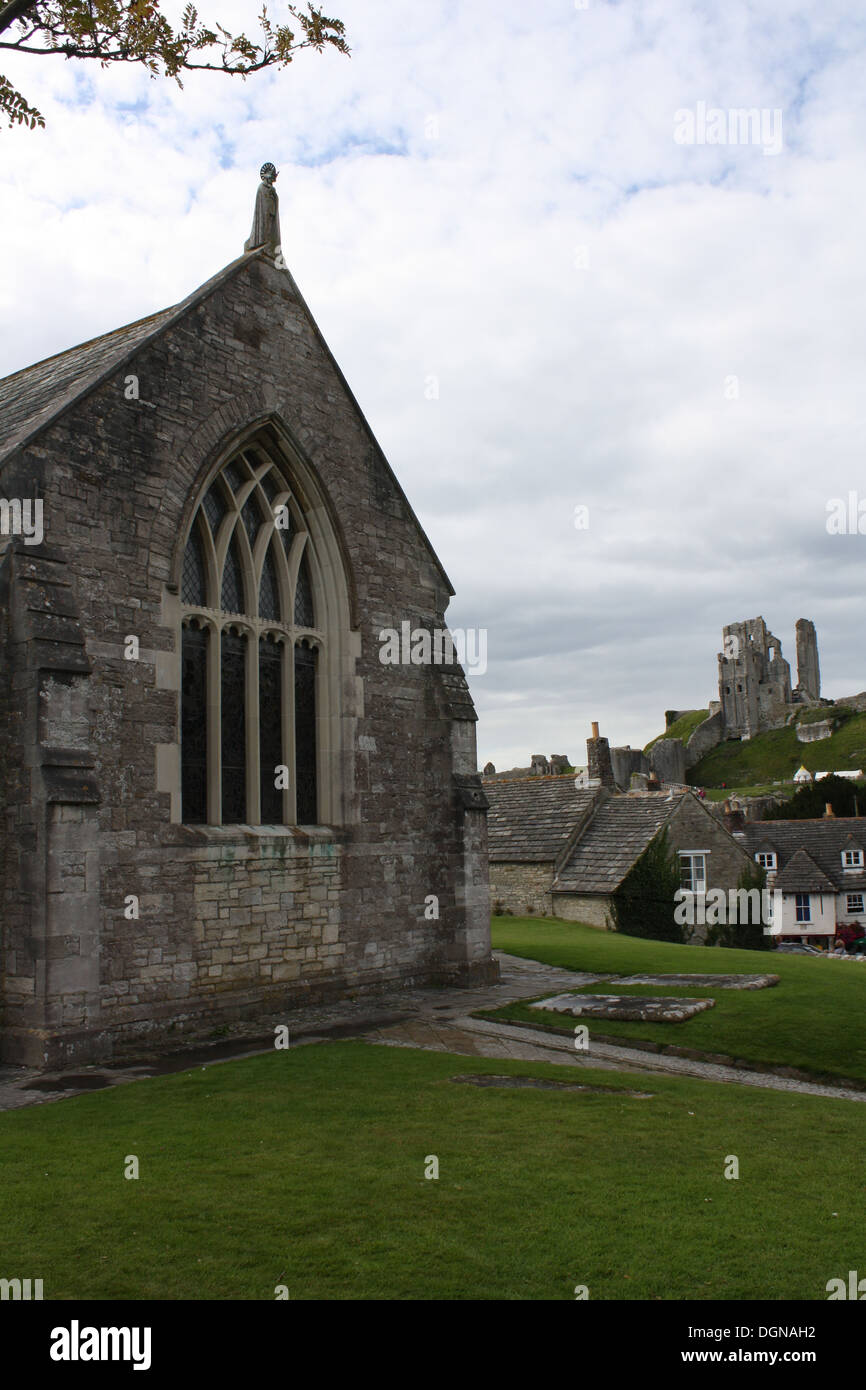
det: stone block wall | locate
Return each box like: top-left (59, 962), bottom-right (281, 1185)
top-left (489, 862), bottom-right (553, 917)
top-left (551, 892), bottom-right (612, 928)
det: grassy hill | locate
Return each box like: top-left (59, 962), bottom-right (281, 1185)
top-left (687, 705), bottom-right (866, 789)
top-left (644, 709), bottom-right (709, 752)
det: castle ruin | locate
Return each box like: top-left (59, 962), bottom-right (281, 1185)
top-left (715, 616), bottom-right (821, 740)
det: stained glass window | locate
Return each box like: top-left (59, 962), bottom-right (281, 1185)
top-left (221, 535), bottom-right (244, 614)
top-left (181, 624), bottom-right (208, 823)
top-left (181, 524), bottom-right (206, 606)
top-left (242, 493), bottom-right (264, 549)
top-left (202, 483), bottom-right (227, 534)
top-left (294, 553), bottom-right (314, 627)
top-left (295, 644), bottom-right (317, 824)
top-left (259, 636), bottom-right (283, 823)
top-left (259, 543), bottom-right (281, 621)
top-left (221, 631), bottom-right (247, 823)
top-left (180, 447), bottom-right (324, 828)
top-left (259, 470), bottom-right (279, 505)
top-left (223, 460), bottom-right (245, 494)
top-left (275, 502), bottom-right (293, 550)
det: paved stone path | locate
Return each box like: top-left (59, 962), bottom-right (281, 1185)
top-left (0, 953), bottom-right (862, 1110)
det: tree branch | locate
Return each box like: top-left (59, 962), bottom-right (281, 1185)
top-left (0, 0), bottom-right (40, 39)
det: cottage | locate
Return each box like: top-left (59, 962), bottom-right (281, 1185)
top-left (744, 817), bottom-right (866, 944)
top-left (485, 776), bottom-right (752, 935)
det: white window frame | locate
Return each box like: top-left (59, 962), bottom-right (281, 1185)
top-left (679, 852), bottom-right (708, 892)
top-left (755, 851), bottom-right (777, 871)
top-left (842, 850), bottom-right (864, 869)
top-left (795, 893), bottom-right (811, 923)
top-left (846, 893), bottom-right (864, 915)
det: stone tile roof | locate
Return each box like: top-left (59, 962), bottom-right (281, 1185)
top-left (0, 255), bottom-right (256, 465)
top-left (0, 249), bottom-right (457, 598)
top-left (772, 849), bottom-right (836, 894)
top-left (744, 818), bottom-right (866, 893)
top-left (553, 794), bottom-right (684, 894)
top-left (484, 776), bottom-right (599, 862)
top-left (0, 310), bottom-right (175, 459)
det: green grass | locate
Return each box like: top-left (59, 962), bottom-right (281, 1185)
top-left (490, 918), bottom-right (866, 1083)
top-left (701, 783), bottom-right (793, 801)
top-left (0, 1040), bottom-right (863, 1301)
top-left (645, 709), bottom-right (709, 752)
top-left (687, 710), bottom-right (866, 789)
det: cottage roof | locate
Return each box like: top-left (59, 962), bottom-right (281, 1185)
top-left (483, 776), bottom-right (599, 862)
top-left (744, 818), bottom-right (866, 892)
top-left (553, 793), bottom-right (685, 894)
top-left (773, 848), bottom-right (836, 894)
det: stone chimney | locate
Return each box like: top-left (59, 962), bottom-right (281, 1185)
top-left (586, 722), bottom-right (616, 790)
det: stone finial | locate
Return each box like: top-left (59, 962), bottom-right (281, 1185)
top-left (244, 162), bottom-right (283, 259)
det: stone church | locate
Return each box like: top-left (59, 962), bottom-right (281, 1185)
top-left (0, 169), bottom-right (495, 1067)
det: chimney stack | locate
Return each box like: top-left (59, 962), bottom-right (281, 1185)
top-left (586, 722), bottom-right (616, 790)
top-left (824, 802), bottom-right (835, 818)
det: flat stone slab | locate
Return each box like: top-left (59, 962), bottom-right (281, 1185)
top-left (529, 993), bottom-right (716, 1022)
top-left (450, 1074), bottom-right (653, 1098)
top-left (615, 973), bottom-right (779, 991)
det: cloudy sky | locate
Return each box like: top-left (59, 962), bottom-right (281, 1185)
top-left (2, 0), bottom-right (865, 771)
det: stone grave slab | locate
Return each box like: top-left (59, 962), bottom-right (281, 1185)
top-left (529, 993), bottom-right (716, 1022)
top-left (614, 973), bottom-right (778, 991)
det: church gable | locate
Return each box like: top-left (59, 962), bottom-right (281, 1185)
top-left (0, 184), bottom-right (496, 1067)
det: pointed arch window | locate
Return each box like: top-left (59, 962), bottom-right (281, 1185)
top-left (179, 444), bottom-right (325, 826)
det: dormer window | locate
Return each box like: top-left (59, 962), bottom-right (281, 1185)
top-left (756, 852), bottom-right (777, 871)
top-left (842, 849), bottom-right (864, 869)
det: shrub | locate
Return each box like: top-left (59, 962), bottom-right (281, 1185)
top-left (610, 827), bottom-right (688, 943)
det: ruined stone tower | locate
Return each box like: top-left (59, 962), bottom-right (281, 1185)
top-left (718, 617), bottom-right (792, 739)
top-left (718, 616), bottom-right (820, 740)
top-left (795, 618), bottom-right (821, 702)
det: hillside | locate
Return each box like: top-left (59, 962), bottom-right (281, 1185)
top-left (644, 709), bottom-right (708, 752)
top-left (687, 706), bottom-right (866, 789)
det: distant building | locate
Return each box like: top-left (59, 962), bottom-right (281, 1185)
top-left (744, 817), bottom-right (866, 943)
top-left (484, 777), bottom-right (751, 936)
top-left (717, 616), bottom-right (821, 741)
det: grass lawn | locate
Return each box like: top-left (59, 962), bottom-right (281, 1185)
top-left (490, 918), bottom-right (866, 1084)
top-left (701, 783), bottom-right (795, 802)
top-left (1, 1040), bottom-right (864, 1301)
top-left (644, 709), bottom-right (709, 752)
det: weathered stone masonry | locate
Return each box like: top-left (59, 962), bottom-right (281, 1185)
top-left (0, 250), bottom-right (496, 1066)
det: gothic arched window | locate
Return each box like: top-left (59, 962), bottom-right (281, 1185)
top-left (179, 445), bottom-right (324, 826)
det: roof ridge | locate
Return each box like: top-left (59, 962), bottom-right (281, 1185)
top-left (0, 307), bottom-right (177, 388)
top-left (0, 251), bottom-right (263, 465)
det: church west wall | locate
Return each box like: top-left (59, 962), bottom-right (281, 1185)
top-left (0, 253), bottom-right (494, 1065)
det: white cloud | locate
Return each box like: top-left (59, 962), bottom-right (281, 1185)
top-left (1, 0), bottom-right (865, 769)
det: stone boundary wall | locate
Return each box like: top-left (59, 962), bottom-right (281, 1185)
top-left (489, 863), bottom-right (553, 918)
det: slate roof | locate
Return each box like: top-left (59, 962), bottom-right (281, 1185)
top-left (744, 819), bottom-right (866, 893)
top-left (0, 255), bottom-right (255, 464)
top-left (484, 777), bottom-right (599, 862)
top-left (0, 308), bottom-right (175, 458)
top-left (772, 849), bottom-right (836, 894)
top-left (554, 794), bottom-right (684, 894)
top-left (0, 248), bottom-right (457, 598)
